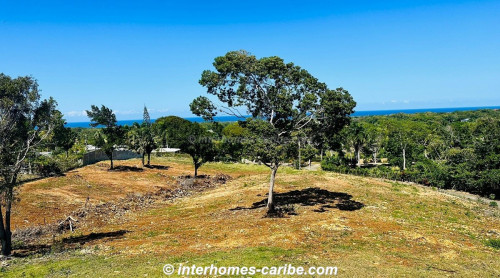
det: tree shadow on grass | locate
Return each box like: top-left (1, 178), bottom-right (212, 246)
top-left (230, 187), bottom-right (364, 217)
top-left (61, 230), bottom-right (128, 244)
top-left (108, 165), bottom-right (144, 172)
top-left (12, 230), bottom-right (129, 257)
top-left (144, 164), bottom-right (170, 170)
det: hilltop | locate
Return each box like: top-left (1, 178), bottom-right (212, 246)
top-left (2, 156), bottom-right (500, 277)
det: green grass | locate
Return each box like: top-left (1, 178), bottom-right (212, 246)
top-left (5, 156), bottom-right (500, 277)
top-left (2, 247), bottom-right (304, 278)
top-left (484, 239), bottom-right (500, 249)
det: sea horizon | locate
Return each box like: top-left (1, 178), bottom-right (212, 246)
top-left (65, 105), bottom-right (500, 128)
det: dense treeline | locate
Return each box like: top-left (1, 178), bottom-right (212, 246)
top-left (321, 109), bottom-right (500, 198)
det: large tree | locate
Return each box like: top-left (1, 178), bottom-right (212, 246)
top-left (86, 105), bottom-right (124, 170)
top-left (152, 116), bottom-right (192, 148)
top-left (0, 74), bottom-right (59, 255)
top-left (191, 50), bottom-right (355, 211)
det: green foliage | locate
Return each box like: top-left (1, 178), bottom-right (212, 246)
top-left (189, 96), bottom-right (217, 121)
top-left (152, 115), bottom-right (192, 148)
top-left (194, 50), bottom-right (354, 167)
top-left (86, 105), bottom-right (116, 128)
top-left (34, 155), bottom-right (63, 177)
top-left (484, 239), bottom-right (500, 249)
top-left (302, 145), bottom-right (318, 163)
top-left (193, 51), bottom-right (355, 210)
top-left (321, 154), bottom-right (349, 172)
top-left (217, 122), bottom-right (248, 162)
top-left (179, 122), bottom-right (216, 176)
top-left (0, 73), bottom-right (61, 255)
top-left (52, 116), bottom-right (77, 156)
top-left (321, 109), bottom-right (500, 197)
top-left (127, 107), bottom-right (157, 165)
top-left (86, 105), bottom-right (125, 169)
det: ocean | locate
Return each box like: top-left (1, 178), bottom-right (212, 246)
top-left (65, 106), bottom-right (500, 128)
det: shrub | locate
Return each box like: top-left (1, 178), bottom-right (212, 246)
top-left (484, 239), bottom-right (500, 249)
top-left (321, 155), bottom-right (347, 172)
top-left (34, 156), bottom-right (62, 177)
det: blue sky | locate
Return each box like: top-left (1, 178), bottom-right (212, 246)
top-left (1, 0), bottom-right (499, 122)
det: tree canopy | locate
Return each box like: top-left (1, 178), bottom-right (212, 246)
top-left (191, 50), bottom-right (355, 211)
top-left (0, 74), bottom-right (60, 255)
top-left (86, 105), bottom-right (124, 169)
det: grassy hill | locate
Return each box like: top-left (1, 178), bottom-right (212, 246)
top-left (2, 156), bottom-right (499, 277)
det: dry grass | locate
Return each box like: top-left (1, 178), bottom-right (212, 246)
top-left (3, 156), bottom-right (500, 277)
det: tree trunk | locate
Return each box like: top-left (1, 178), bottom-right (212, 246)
top-left (110, 156), bottom-right (114, 170)
top-left (0, 187), bottom-right (13, 256)
top-left (147, 152), bottom-right (151, 166)
top-left (373, 151), bottom-right (378, 164)
top-left (309, 159), bottom-right (311, 169)
top-left (141, 154), bottom-right (145, 166)
top-left (0, 203), bottom-right (6, 256)
top-left (402, 148), bottom-right (406, 170)
top-left (267, 166), bottom-right (278, 212)
top-left (356, 147), bottom-right (361, 167)
top-left (194, 164), bottom-right (198, 178)
top-left (298, 140), bottom-right (301, 170)
top-left (320, 149), bottom-right (323, 161)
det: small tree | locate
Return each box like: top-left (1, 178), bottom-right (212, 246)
top-left (219, 122), bottom-right (248, 162)
top-left (345, 122), bottom-right (368, 167)
top-left (192, 50), bottom-right (355, 211)
top-left (52, 113), bottom-right (77, 157)
top-left (180, 122), bottom-right (216, 177)
top-left (386, 119), bottom-right (419, 170)
top-left (0, 74), bottom-right (59, 255)
top-left (128, 107), bottom-right (157, 166)
top-left (364, 123), bottom-right (384, 164)
top-left (302, 144), bottom-right (318, 169)
top-left (86, 105), bottom-right (124, 169)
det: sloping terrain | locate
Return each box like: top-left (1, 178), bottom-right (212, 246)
top-left (2, 156), bottom-right (500, 277)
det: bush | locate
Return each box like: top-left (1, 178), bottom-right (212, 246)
top-left (477, 169), bottom-right (500, 197)
top-left (33, 153), bottom-right (81, 177)
top-left (490, 201), bottom-right (498, 208)
top-left (412, 160), bottom-right (447, 188)
top-left (35, 156), bottom-right (62, 177)
top-left (484, 239), bottom-right (500, 249)
top-left (55, 154), bottom-right (81, 172)
top-left (321, 155), bottom-right (346, 172)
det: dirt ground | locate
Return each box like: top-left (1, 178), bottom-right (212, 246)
top-left (4, 156), bottom-right (500, 277)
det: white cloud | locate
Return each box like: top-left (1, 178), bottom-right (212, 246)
top-left (149, 108), bottom-right (169, 113)
top-left (114, 109), bottom-right (140, 115)
top-left (65, 110), bottom-right (87, 117)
